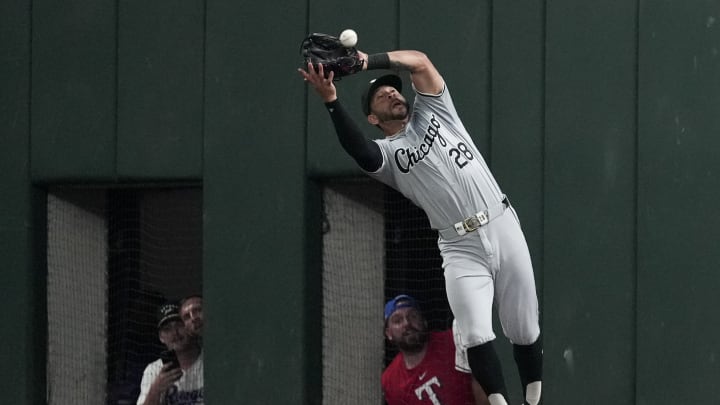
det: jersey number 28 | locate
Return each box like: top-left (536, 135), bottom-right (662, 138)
top-left (449, 142), bottom-right (474, 168)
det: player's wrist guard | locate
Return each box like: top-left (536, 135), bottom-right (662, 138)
top-left (367, 53), bottom-right (390, 70)
top-left (324, 99), bottom-right (339, 110)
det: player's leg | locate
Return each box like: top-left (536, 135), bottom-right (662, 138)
top-left (513, 339), bottom-right (543, 405)
top-left (491, 210), bottom-right (543, 405)
top-left (440, 233), bottom-right (510, 405)
top-left (467, 342), bottom-right (510, 405)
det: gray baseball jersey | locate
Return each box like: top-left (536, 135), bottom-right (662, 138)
top-left (367, 83), bottom-right (540, 348)
top-left (367, 85), bottom-right (505, 231)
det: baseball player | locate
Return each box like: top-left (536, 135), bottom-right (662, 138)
top-left (298, 43), bottom-right (543, 405)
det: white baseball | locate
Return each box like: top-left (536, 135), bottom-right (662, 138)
top-left (339, 29), bottom-right (358, 48)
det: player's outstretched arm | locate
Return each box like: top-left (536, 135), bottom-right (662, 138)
top-left (360, 49), bottom-right (444, 95)
top-left (388, 50), bottom-right (443, 95)
top-left (325, 99), bottom-right (382, 172)
top-left (298, 62), bottom-right (382, 172)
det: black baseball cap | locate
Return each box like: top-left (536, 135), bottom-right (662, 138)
top-left (361, 74), bottom-right (403, 116)
top-left (157, 302), bottom-right (182, 329)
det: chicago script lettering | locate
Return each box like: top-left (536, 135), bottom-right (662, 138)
top-left (394, 115), bottom-right (447, 173)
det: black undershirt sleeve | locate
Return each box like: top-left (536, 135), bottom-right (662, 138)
top-left (324, 99), bottom-right (383, 172)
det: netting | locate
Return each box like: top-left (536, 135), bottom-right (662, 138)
top-left (47, 190), bottom-right (108, 404)
top-left (46, 180), bottom-right (451, 404)
top-left (322, 182), bottom-right (385, 404)
top-left (106, 188), bottom-right (203, 404)
top-left (46, 187), bottom-right (202, 405)
top-left (321, 179), bottom-right (452, 405)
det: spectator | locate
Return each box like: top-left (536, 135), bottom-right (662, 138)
top-left (180, 294), bottom-right (203, 340)
top-left (137, 302), bottom-right (203, 405)
top-left (382, 295), bottom-right (489, 405)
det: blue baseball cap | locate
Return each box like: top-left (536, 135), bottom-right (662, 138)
top-left (384, 294), bottom-right (419, 320)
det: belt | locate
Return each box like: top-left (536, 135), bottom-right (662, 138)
top-left (438, 196), bottom-right (509, 240)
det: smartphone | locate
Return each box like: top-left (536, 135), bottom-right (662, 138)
top-left (159, 349), bottom-right (179, 369)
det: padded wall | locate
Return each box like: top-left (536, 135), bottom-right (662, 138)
top-left (31, 0), bottom-right (117, 181)
top-left (544, 1), bottom-right (638, 403)
top-left (31, 0), bottom-right (204, 182)
top-left (203, 1), bottom-right (318, 403)
top-left (637, 1), bottom-right (720, 403)
top-left (0, 1), bottom-right (44, 403)
top-left (116, 0), bottom-right (204, 178)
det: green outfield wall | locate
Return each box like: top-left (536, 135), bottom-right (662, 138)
top-left (1, 0), bottom-right (719, 403)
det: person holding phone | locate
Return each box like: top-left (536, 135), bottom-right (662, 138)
top-left (137, 302), bottom-right (204, 405)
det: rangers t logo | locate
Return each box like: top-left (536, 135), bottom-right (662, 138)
top-left (414, 376), bottom-right (443, 405)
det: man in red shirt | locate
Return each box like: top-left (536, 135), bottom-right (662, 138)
top-left (382, 295), bottom-right (489, 405)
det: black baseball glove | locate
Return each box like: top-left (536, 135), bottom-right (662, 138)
top-left (300, 33), bottom-right (364, 81)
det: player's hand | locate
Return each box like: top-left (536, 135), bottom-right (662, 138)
top-left (298, 62), bottom-right (337, 103)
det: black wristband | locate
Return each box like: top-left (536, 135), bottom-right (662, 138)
top-left (324, 99), bottom-right (339, 111)
top-left (367, 53), bottom-right (390, 70)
